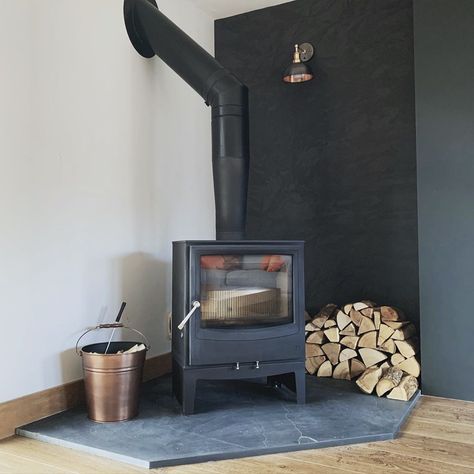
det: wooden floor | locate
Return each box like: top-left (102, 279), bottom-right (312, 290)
top-left (1, 395), bottom-right (473, 473)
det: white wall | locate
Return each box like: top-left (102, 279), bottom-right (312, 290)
top-left (193, 0), bottom-right (291, 19)
top-left (0, 0), bottom-right (215, 403)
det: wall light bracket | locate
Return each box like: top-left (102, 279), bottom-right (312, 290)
top-left (298, 42), bottom-right (314, 62)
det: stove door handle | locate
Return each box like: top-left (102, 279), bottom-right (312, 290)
top-left (177, 301), bottom-right (201, 331)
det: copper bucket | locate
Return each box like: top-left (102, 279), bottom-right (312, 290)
top-left (76, 323), bottom-right (150, 422)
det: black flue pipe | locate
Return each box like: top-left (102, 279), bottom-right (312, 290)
top-left (124, 0), bottom-right (249, 240)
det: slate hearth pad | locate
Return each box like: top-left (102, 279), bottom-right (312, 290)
top-left (17, 375), bottom-right (420, 468)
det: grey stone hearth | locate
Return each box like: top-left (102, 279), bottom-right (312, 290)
top-left (17, 375), bottom-right (419, 469)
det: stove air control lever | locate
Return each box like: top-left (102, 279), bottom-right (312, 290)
top-left (255, 361), bottom-right (260, 369)
top-left (235, 362), bottom-right (240, 370)
top-left (177, 301), bottom-right (201, 331)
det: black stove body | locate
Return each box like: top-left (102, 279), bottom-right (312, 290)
top-left (172, 240), bottom-right (306, 414)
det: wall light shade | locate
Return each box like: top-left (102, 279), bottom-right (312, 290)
top-left (282, 43), bottom-right (314, 83)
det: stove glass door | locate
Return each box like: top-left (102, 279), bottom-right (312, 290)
top-left (199, 254), bottom-right (293, 328)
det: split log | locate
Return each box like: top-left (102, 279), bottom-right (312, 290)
top-left (394, 339), bottom-right (417, 358)
top-left (343, 303), bottom-right (352, 314)
top-left (356, 366), bottom-right (383, 394)
top-left (306, 330), bottom-right (324, 344)
top-left (359, 348), bottom-right (387, 368)
top-left (340, 335), bottom-right (359, 350)
top-left (358, 316), bottom-right (376, 335)
top-left (379, 338), bottom-right (396, 354)
top-left (340, 348), bottom-right (358, 362)
top-left (396, 356), bottom-right (421, 377)
top-left (322, 343), bottom-right (341, 365)
top-left (336, 310), bottom-right (352, 330)
top-left (317, 360), bottom-right (333, 377)
top-left (380, 306), bottom-right (404, 321)
top-left (350, 309), bottom-right (363, 327)
top-left (350, 359), bottom-right (366, 379)
top-left (340, 323), bottom-right (356, 336)
top-left (387, 375), bottom-right (418, 401)
top-left (380, 361), bottom-right (391, 372)
top-left (373, 310), bottom-right (381, 330)
top-left (360, 307), bottom-right (374, 318)
top-left (391, 353), bottom-right (406, 366)
top-left (312, 304), bottom-right (337, 328)
top-left (353, 302), bottom-right (370, 311)
top-left (376, 367), bottom-right (404, 397)
top-left (377, 324), bottom-right (394, 345)
top-left (333, 360), bottom-right (351, 380)
top-left (384, 320), bottom-right (410, 330)
top-left (358, 331), bottom-right (377, 349)
top-left (305, 322), bottom-right (318, 332)
top-left (324, 319), bottom-right (337, 329)
top-left (305, 344), bottom-right (324, 358)
top-left (391, 324), bottom-right (416, 341)
top-left (324, 327), bottom-right (340, 342)
top-left (312, 315), bottom-right (328, 328)
top-left (305, 356), bottom-right (326, 375)
top-left (319, 303), bottom-right (338, 317)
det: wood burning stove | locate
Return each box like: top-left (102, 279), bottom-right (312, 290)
top-left (172, 241), bottom-right (306, 414)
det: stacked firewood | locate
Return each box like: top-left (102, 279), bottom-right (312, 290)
top-left (305, 302), bottom-right (419, 401)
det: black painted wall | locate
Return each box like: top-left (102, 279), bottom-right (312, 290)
top-left (415, 0), bottom-right (474, 401)
top-left (216, 0), bottom-right (419, 322)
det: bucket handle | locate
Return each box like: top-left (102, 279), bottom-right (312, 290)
top-left (75, 323), bottom-right (150, 356)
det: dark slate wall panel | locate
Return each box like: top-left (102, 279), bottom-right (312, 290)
top-left (414, 0), bottom-right (474, 400)
top-left (215, 0), bottom-right (419, 322)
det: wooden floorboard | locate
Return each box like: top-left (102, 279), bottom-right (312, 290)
top-left (401, 418), bottom-right (474, 445)
top-left (284, 444), bottom-right (474, 474)
top-left (412, 397), bottom-right (474, 424)
top-left (0, 394), bottom-right (473, 474)
top-left (367, 434), bottom-right (474, 469)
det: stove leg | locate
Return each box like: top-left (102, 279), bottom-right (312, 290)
top-left (294, 370), bottom-right (306, 404)
top-left (267, 368), bottom-right (306, 404)
top-left (182, 374), bottom-right (197, 415)
top-left (172, 361), bottom-right (197, 415)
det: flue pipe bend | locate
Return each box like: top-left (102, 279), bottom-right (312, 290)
top-left (124, 0), bottom-right (249, 240)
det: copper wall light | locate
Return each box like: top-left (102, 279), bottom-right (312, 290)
top-left (282, 43), bottom-right (314, 83)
